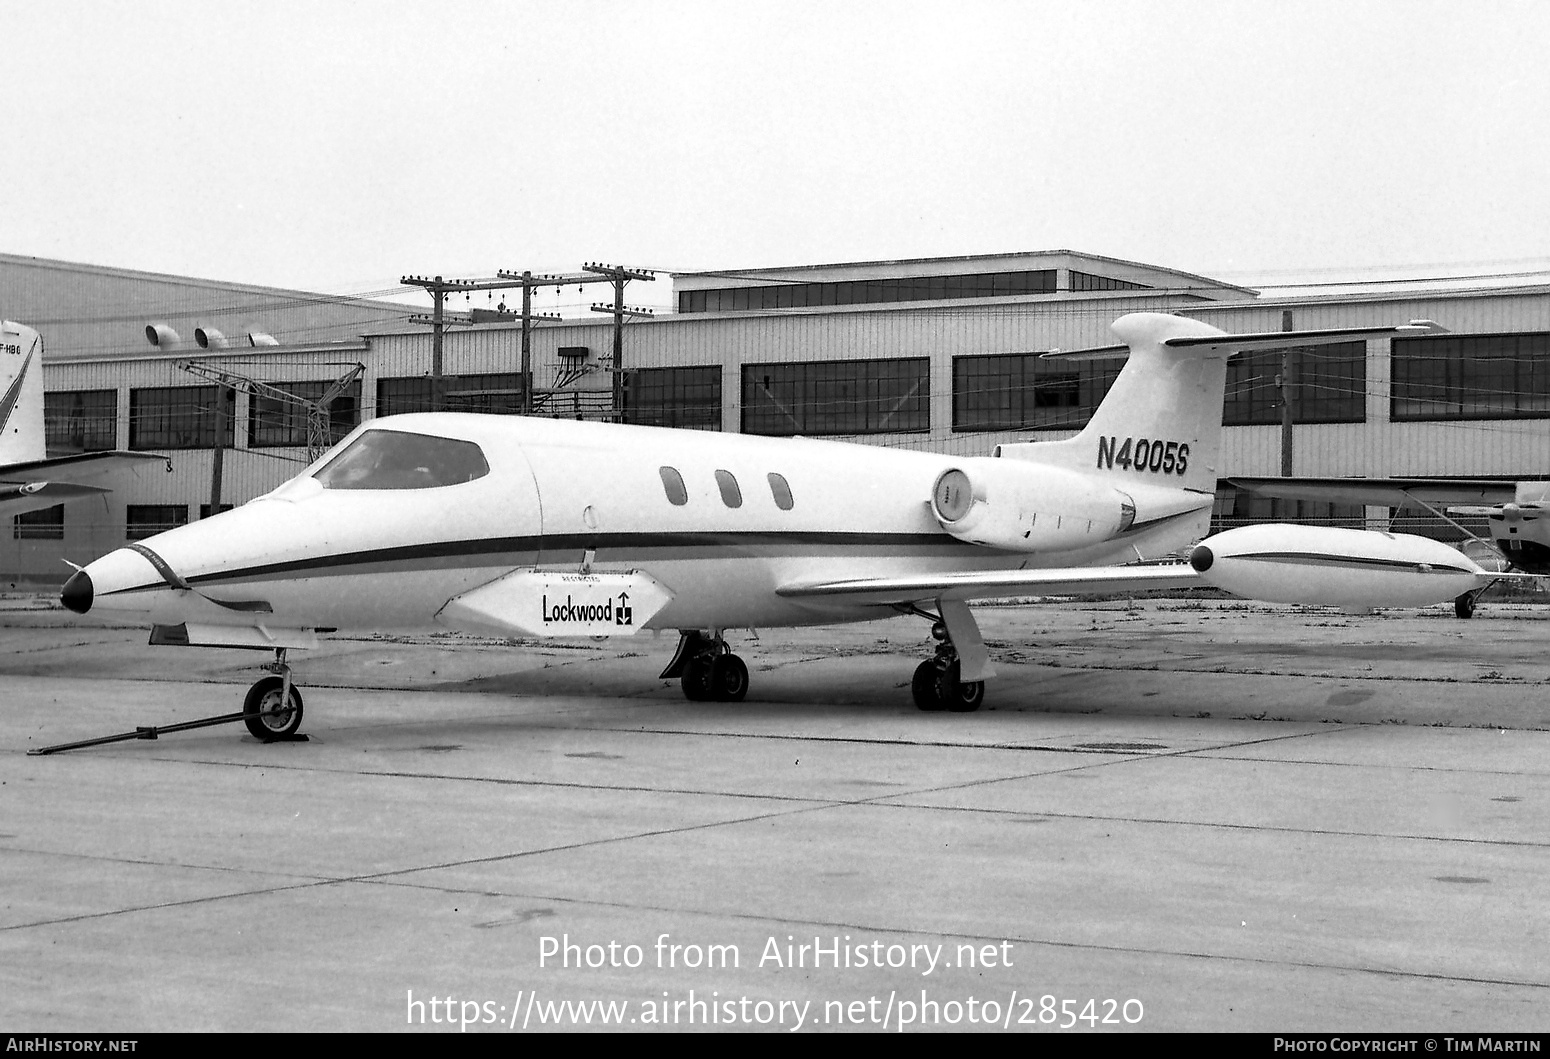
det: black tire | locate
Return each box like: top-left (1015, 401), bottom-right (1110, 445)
top-left (912, 660), bottom-right (946, 711)
top-left (937, 661), bottom-right (985, 713)
top-left (243, 676), bottom-right (304, 739)
top-left (1454, 592), bottom-right (1476, 619)
top-left (681, 657), bottom-right (715, 701)
top-left (710, 654), bottom-right (749, 702)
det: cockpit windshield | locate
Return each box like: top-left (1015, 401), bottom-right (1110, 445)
top-left (313, 429), bottom-right (490, 490)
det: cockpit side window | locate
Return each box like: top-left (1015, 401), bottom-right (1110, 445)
top-left (313, 429), bottom-right (489, 490)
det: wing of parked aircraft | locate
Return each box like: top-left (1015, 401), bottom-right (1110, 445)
top-left (0, 451), bottom-right (169, 517)
top-left (1229, 475), bottom-right (1516, 508)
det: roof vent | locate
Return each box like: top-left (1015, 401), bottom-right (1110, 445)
top-left (145, 324), bottom-right (181, 348)
top-left (247, 332), bottom-right (279, 347)
top-left (194, 327), bottom-right (227, 349)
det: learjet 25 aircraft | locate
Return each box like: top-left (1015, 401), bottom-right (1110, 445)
top-left (58, 311), bottom-right (1495, 740)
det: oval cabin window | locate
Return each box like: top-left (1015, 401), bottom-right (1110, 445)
top-left (659, 466), bottom-right (688, 506)
top-left (715, 469), bottom-right (742, 508)
top-left (767, 472), bottom-right (794, 510)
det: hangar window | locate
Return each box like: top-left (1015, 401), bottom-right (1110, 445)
top-left (715, 470), bottom-right (742, 508)
top-left (129, 386), bottom-right (235, 450)
top-left (742, 358), bottom-right (929, 436)
top-left (659, 466), bottom-right (688, 506)
top-left (1392, 332), bottom-right (1550, 421)
top-left (678, 270), bottom-right (1056, 312)
top-left (126, 504), bottom-right (188, 540)
top-left (767, 472), bottom-right (794, 510)
top-left (1069, 270), bottom-right (1152, 292)
top-left (13, 504), bottom-right (64, 540)
top-left (250, 380), bottom-right (362, 448)
top-left (626, 366), bottom-right (722, 430)
top-left (313, 429), bottom-right (489, 489)
top-left (376, 373), bottom-right (528, 417)
top-left (44, 390), bottom-right (118, 454)
top-left (1223, 342), bottom-right (1365, 425)
top-left (952, 353), bottom-right (1121, 432)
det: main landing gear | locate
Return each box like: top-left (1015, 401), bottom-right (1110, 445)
top-left (661, 630), bottom-right (749, 702)
top-left (904, 599), bottom-right (992, 713)
top-left (912, 624), bottom-right (986, 713)
top-left (243, 647), bottom-right (306, 740)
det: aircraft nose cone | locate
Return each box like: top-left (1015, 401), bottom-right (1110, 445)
top-left (61, 569), bottom-right (94, 614)
top-left (1189, 544), bottom-right (1215, 573)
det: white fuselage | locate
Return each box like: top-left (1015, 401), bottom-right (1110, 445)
top-left (74, 413), bottom-right (1210, 635)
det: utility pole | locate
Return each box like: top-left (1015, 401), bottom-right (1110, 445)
top-left (522, 272), bottom-right (533, 413)
top-left (1277, 309), bottom-right (1298, 521)
top-left (495, 268), bottom-right (623, 413)
top-left (408, 265), bottom-right (654, 419)
top-left (403, 274), bottom-right (545, 411)
top-left (584, 263), bottom-right (656, 421)
top-left (208, 386), bottom-right (227, 518)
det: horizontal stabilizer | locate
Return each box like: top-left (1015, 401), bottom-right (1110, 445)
top-left (1161, 319), bottom-right (1445, 356)
top-left (1045, 320), bottom-right (1446, 361)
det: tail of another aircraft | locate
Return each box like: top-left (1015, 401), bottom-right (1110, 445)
top-left (0, 321), bottom-right (46, 466)
top-left (997, 312), bottom-right (1229, 495)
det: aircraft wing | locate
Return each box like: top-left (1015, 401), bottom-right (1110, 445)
top-left (0, 451), bottom-right (168, 517)
top-left (777, 564), bottom-right (1202, 607)
top-left (1228, 476), bottom-right (1518, 508)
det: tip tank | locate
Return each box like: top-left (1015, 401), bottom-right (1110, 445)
top-left (1189, 524), bottom-right (1491, 607)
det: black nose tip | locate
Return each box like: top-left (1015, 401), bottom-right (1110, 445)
top-left (1189, 545), bottom-right (1214, 573)
top-left (61, 569), bottom-right (93, 614)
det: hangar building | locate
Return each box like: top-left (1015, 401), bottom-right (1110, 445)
top-left (5, 249), bottom-right (1548, 584)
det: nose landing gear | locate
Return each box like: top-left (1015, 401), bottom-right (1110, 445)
top-left (243, 648), bottom-right (306, 739)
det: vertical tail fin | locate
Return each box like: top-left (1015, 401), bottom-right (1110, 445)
top-left (998, 312), bottom-right (1229, 494)
top-left (0, 322), bottom-right (46, 465)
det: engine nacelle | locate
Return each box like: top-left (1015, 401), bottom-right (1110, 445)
top-left (931, 460), bottom-right (1135, 552)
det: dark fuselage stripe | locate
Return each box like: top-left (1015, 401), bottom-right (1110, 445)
top-left (1231, 551), bottom-right (1473, 575)
top-left (99, 508), bottom-right (1209, 599)
top-left (100, 530), bottom-right (999, 597)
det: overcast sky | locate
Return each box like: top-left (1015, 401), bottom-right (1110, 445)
top-left (5, 0), bottom-right (1549, 308)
